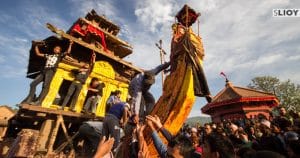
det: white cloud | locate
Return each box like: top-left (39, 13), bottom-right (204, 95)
top-left (0, 2), bottom-right (69, 78)
top-left (69, 0), bottom-right (116, 19)
top-left (21, 6), bottom-right (69, 38)
top-left (134, 0), bottom-right (176, 32)
top-left (0, 35), bottom-right (30, 77)
top-left (255, 53), bottom-right (282, 67)
top-left (193, 0), bottom-right (300, 84)
top-left (288, 54), bottom-right (300, 61)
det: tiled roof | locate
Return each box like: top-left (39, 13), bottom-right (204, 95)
top-left (201, 81), bottom-right (279, 113)
top-left (212, 82), bottom-right (275, 103)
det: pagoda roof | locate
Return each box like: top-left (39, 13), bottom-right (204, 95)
top-left (77, 18), bottom-right (132, 57)
top-left (85, 9), bottom-right (120, 35)
top-left (201, 81), bottom-right (279, 113)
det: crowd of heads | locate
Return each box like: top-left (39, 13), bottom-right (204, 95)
top-left (179, 106), bottom-right (300, 158)
top-left (94, 106), bottom-right (300, 158)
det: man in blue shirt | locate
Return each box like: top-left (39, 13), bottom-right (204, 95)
top-left (105, 90), bottom-right (121, 113)
top-left (102, 102), bottom-right (129, 150)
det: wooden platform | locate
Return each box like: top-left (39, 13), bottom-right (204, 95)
top-left (18, 104), bottom-right (103, 122)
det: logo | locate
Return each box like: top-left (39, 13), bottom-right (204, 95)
top-left (273, 9), bottom-right (300, 17)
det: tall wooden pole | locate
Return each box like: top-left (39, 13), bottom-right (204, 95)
top-left (155, 40), bottom-right (166, 88)
top-left (159, 40), bottom-right (164, 87)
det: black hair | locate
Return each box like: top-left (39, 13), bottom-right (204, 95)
top-left (287, 140), bottom-right (300, 155)
top-left (90, 77), bottom-right (98, 83)
top-left (205, 133), bottom-right (235, 158)
top-left (251, 150), bottom-right (284, 158)
top-left (204, 123), bottom-right (211, 127)
top-left (143, 71), bottom-right (155, 85)
top-left (114, 90), bottom-right (121, 95)
top-left (237, 147), bottom-right (256, 158)
top-left (168, 135), bottom-right (194, 158)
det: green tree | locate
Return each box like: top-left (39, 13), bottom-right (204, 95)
top-left (248, 76), bottom-right (300, 111)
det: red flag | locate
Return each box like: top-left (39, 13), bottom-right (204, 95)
top-left (220, 71), bottom-right (226, 77)
top-left (220, 72), bottom-right (229, 82)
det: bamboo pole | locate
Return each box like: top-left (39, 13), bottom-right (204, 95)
top-left (159, 40), bottom-right (165, 86)
top-left (155, 40), bottom-right (166, 88)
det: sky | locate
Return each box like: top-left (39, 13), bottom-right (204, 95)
top-left (0, 0), bottom-right (300, 117)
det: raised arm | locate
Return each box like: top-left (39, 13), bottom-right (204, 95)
top-left (34, 45), bottom-right (45, 58)
top-left (146, 115), bottom-right (173, 142)
top-left (121, 106), bottom-right (129, 127)
top-left (146, 116), bottom-right (167, 157)
top-left (66, 40), bottom-right (74, 55)
top-left (136, 124), bottom-right (150, 158)
top-left (91, 52), bottom-right (96, 64)
top-left (93, 136), bottom-right (114, 158)
top-left (79, 67), bottom-right (89, 72)
top-left (88, 87), bottom-right (99, 92)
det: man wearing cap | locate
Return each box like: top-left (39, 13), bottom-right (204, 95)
top-left (129, 62), bottom-right (170, 118)
top-left (102, 102), bottom-right (130, 150)
top-left (22, 40), bottom-right (74, 105)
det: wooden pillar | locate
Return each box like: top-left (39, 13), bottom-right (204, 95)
top-left (37, 119), bottom-right (55, 152)
top-left (46, 115), bottom-right (75, 156)
top-left (46, 116), bottom-right (62, 155)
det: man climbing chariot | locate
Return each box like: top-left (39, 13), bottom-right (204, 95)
top-left (129, 62), bottom-right (170, 118)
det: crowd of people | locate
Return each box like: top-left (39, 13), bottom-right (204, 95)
top-left (88, 106), bottom-right (299, 158)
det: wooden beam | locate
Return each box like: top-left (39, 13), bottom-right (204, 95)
top-left (37, 119), bottom-right (54, 152)
top-left (54, 132), bottom-right (79, 153)
top-left (46, 23), bottom-right (143, 73)
top-left (58, 115), bottom-right (74, 151)
top-left (19, 104), bottom-right (98, 119)
top-left (46, 116), bottom-right (61, 155)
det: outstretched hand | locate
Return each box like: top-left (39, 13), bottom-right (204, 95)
top-left (93, 136), bottom-right (115, 158)
top-left (138, 141), bottom-right (150, 158)
top-left (136, 124), bottom-right (146, 141)
top-left (92, 52), bottom-right (96, 57)
top-left (136, 124), bottom-right (150, 158)
top-left (146, 115), bottom-right (163, 129)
